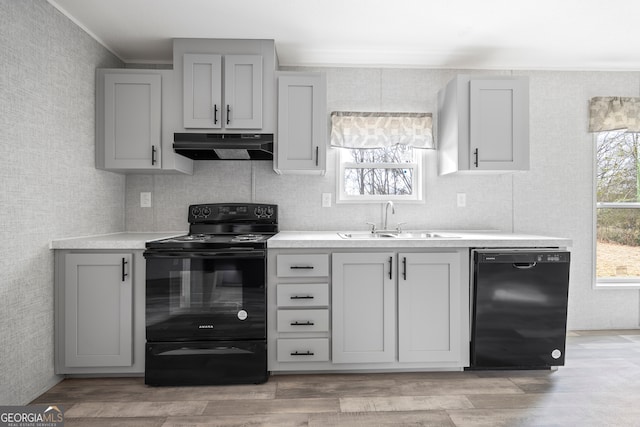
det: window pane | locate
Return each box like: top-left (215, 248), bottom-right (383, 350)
top-left (348, 145), bottom-right (414, 164)
top-left (596, 131), bottom-right (640, 280)
top-left (344, 168), bottom-right (413, 196)
top-left (596, 130), bottom-right (640, 203)
top-left (597, 207), bottom-right (640, 278)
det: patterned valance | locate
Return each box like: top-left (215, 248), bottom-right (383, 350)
top-left (589, 97), bottom-right (640, 132)
top-left (330, 112), bottom-right (434, 149)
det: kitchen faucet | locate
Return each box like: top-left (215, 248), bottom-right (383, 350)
top-left (383, 201), bottom-right (395, 231)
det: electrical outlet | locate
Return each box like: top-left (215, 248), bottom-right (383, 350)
top-left (140, 192), bottom-right (152, 208)
top-left (456, 193), bottom-right (466, 207)
top-left (322, 193), bottom-right (332, 208)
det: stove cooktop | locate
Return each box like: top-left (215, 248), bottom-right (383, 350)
top-left (146, 233), bottom-right (273, 250)
top-left (145, 203), bottom-right (278, 251)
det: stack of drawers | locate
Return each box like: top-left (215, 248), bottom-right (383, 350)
top-left (274, 254), bottom-right (330, 364)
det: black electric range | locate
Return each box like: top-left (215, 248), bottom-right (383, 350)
top-left (143, 203), bottom-right (277, 386)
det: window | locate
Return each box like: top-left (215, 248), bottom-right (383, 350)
top-left (595, 130), bottom-right (640, 284)
top-left (330, 111), bottom-right (432, 203)
top-left (338, 144), bottom-right (423, 202)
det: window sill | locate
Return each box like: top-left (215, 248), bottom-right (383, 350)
top-left (595, 280), bottom-right (640, 290)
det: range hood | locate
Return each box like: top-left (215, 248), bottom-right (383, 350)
top-left (174, 133), bottom-right (274, 160)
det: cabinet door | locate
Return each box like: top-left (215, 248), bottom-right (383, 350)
top-left (469, 78), bottom-right (529, 170)
top-left (183, 54), bottom-right (223, 128)
top-left (276, 73), bottom-right (327, 174)
top-left (224, 55), bottom-right (263, 129)
top-left (332, 252), bottom-right (396, 363)
top-left (104, 73), bottom-right (161, 169)
top-left (64, 253), bottom-right (133, 367)
top-left (398, 253), bottom-right (461, 363)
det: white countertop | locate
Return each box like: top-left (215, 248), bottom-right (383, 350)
top-left (50, 230), bottom-right (572, 250)
top-left (50, 232), bottom-right (186, 250)
top-left (267, 231), bottom-right (572, 249)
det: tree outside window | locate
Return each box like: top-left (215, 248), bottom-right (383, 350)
top-left (596, 130), bottom-right (640, 279)
top-left (338, 145), bottom-right (422, 202)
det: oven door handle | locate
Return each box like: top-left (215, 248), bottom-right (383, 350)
top-left (144, 250), bottom-right (265, 259)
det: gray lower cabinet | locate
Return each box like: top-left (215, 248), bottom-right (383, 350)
top-left (397, 252), bottom-right (464, 363)
top-left (267, 248), bottom-right (470, 373)
top-left (332, 252), bottom-right (396, 363)
top-left (267, 251), bottom-right (331, 372)
top-left (332, 250), bottom-right (469, 366)
top-left (55, 251), bottom-right (145, 374)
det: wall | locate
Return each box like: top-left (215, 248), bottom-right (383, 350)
top-left (0, 1), bottom-right (124, 405)
top-left (127, 66), bottom-right (640, 331)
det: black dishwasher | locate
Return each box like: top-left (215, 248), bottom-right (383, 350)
top-left (470, 249), bottom-right (570, 369)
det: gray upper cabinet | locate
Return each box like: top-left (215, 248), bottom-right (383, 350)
top-left (275, 72), bottom-right (327, 175)
top-left (101, 72), bottom-right (161, 170)
top-left (183, 53), bottom-right (263, 129)
top-left (174, 39), bottom-right (277, 134)
top-left (183, 54), bottom-right (223, 128)
top-left (438, 75), bottom-right (529, 175)
top-left (96, 69), bottom-right (193, 174)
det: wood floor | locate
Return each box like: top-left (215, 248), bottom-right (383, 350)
top-left (32, 330), bottom-right (640, 427)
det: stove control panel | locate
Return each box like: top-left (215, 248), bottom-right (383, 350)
top-left (188, 203), bottom-right (278, 223)
top-left (254, 205), bottom-right (275, 219)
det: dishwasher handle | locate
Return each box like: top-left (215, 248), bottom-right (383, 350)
top-left (513, 262), bottom-right (537, 269)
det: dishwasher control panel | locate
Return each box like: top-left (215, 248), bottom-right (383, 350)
top-left (477, 250), bottom-right (569, 264)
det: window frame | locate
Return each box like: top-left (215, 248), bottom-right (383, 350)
top-left (593, 130), bottom-right (640, 289)
top-left (336, 146), bottom-right (424, 204)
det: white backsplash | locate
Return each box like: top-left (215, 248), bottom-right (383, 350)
top-left (126, 67), bottom-right (515, 233)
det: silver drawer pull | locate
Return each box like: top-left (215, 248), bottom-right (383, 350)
top-left (291, 351), bottom-right (314, 356)
top-left (290, 321), bottom-right (315, 326)
top-left (290, 295), bottom-right (314, 300)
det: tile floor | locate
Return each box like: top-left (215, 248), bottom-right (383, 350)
top-left (32, 330), bottom-right (640, 426)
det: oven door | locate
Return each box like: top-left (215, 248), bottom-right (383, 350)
top-left (145, 249), bottom-right (266, 342)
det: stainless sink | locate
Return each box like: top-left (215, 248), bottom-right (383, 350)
top-left (337, 231), bottom-right (459, 239)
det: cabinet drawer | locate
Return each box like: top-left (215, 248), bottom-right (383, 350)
top-left (277, 254), bottom-right (329, 277)
top-left (277, 309), bottom-right (329, 333)
top-left (277, 338), bottom-right (329, 362)
top-left (276, 283), bottom-right (329, 307)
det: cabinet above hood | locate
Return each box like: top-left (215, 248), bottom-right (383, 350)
top-left (173, 133), bottom-right (274, 160)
